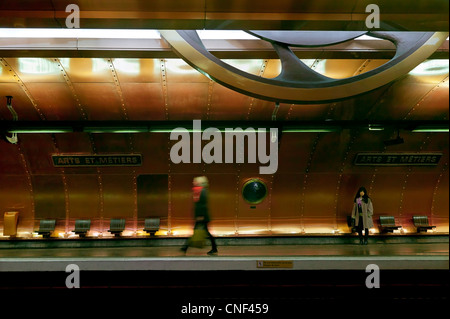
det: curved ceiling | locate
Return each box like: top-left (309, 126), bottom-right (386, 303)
top-left (0, 56), bottom-right (448, 122)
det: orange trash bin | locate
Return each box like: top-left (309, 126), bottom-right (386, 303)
top-left (3, 212), bottom-right (19, 237)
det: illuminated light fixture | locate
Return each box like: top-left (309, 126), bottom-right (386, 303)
top-left (149, 128), bottom-right (261, 133)
top-left (355, 34), bottom-right (443, 41)
top-left (368, 124), bottom-right (384, 131)
top-left (165, 59), bottom-right (201, 75)
top-left (356, 35), bottom-right (384, 41)
top-left (0, 28), bottom-right (416, 42)
top-left (197, 30), bottom-right (258, 40)
top-left (223, 59), bottom-right (271, 74)
top-left (8, 128), bottom-right (73, 133)
top-left (17, 232), bottom-right (32, 238)
top-left (412, 126), bottom-right (449, 133)
top-left (409, 59), bottom-right (449, 76)
top-left (149, 128), bottom-right (175, 133)
top-left (149, 128), bottom-right (202, 133)
top-left (111, 59), bottom-right (140, 75)
top-left (18, 58), bottom-right (57, 74)
top-left (0, 28), bottom-right (161, 39)
top-left (83, 127), bottom-right (148, 133)
top-left (300, 59), bottom-right (327, 75)
top-left (282, 127), bottom-right (338, 133)
top-left (0, 28), bottom-right (260, 41)
top-left (91, 58), bottom-right (110, 72)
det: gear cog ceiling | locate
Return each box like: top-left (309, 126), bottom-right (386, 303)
top-left (160, 30), bottom-right (448, 104)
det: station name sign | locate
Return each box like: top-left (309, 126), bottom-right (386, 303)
top-left (52, 154), bottom-right (142, 167)
top-left (354, 153), bottom-right (442, 166)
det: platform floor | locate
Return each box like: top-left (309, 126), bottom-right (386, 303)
top-left (1, 241), bottom-right (448, 313)
top-left (0, 242), bottom-right (448, 271)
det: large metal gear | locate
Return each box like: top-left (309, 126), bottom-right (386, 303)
top-left (160, 30), bottom-right (448, 104)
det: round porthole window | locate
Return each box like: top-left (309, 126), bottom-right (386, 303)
top-left (242, 179), bottom-right (268, 205)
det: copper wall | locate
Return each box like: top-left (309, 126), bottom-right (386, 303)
top-left (0, 56), bottom-right (448, 236)
top-left (0, 129), bottom-right (448, 237)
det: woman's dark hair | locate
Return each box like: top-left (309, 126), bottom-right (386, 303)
top-left (354, 186), bottom-right (370, 203)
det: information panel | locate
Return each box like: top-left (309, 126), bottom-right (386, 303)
top-left (52, 154), bottom-right (142, 167)
top-left (354, 153), bottom-right (442, 166)
top-left (256, 261), bottom-right (294, 269)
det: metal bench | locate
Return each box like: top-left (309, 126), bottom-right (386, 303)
top-left (73, 219), bottom-right (91, 238)
top-left (413, 216), bottom-right (436, 233)
top-left (37, 219), bottom-right (56, 238)
top-left (108, 219), bottom-right (126, 237)
top-left (143, 218), bottom-right (160, 236)
top-left (379, 216), bottom-right (402, 233)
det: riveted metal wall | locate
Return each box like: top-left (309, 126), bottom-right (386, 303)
top-left (0, 55), bottom-right (448, 236)
top-left (0, 130), bottom-right (448, 236)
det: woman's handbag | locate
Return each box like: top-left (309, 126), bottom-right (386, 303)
top-left (347, 215), bottom-right (355, 227)
top-left (189, 223), bottom-right (208, 248)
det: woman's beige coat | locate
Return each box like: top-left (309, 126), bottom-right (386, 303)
top-left (351, 198), bottom-right (374, 229)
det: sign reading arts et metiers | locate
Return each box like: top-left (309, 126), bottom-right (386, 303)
top-left (354, 153), bottom-right (442, 166)
top-left (52, 154), bottom-right (142, 167)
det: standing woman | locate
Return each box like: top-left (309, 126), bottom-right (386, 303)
top-left (352, 187), bottom-right (374, 245)
top-left (181, 176), bottom-right (218, 255)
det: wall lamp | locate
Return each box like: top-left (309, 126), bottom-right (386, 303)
top-left (412, 125), bottom-right (449, 133)
top-left (7, 128), bottom-right (73, 134)
top-left (368, 124), bottom-right (384, 131)
top-left (282, 126), bottom-right (339, 133)
top-left (3, 121), bottom-right (448, 135)
top-left (83, 127), bottom-right (148, 133)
